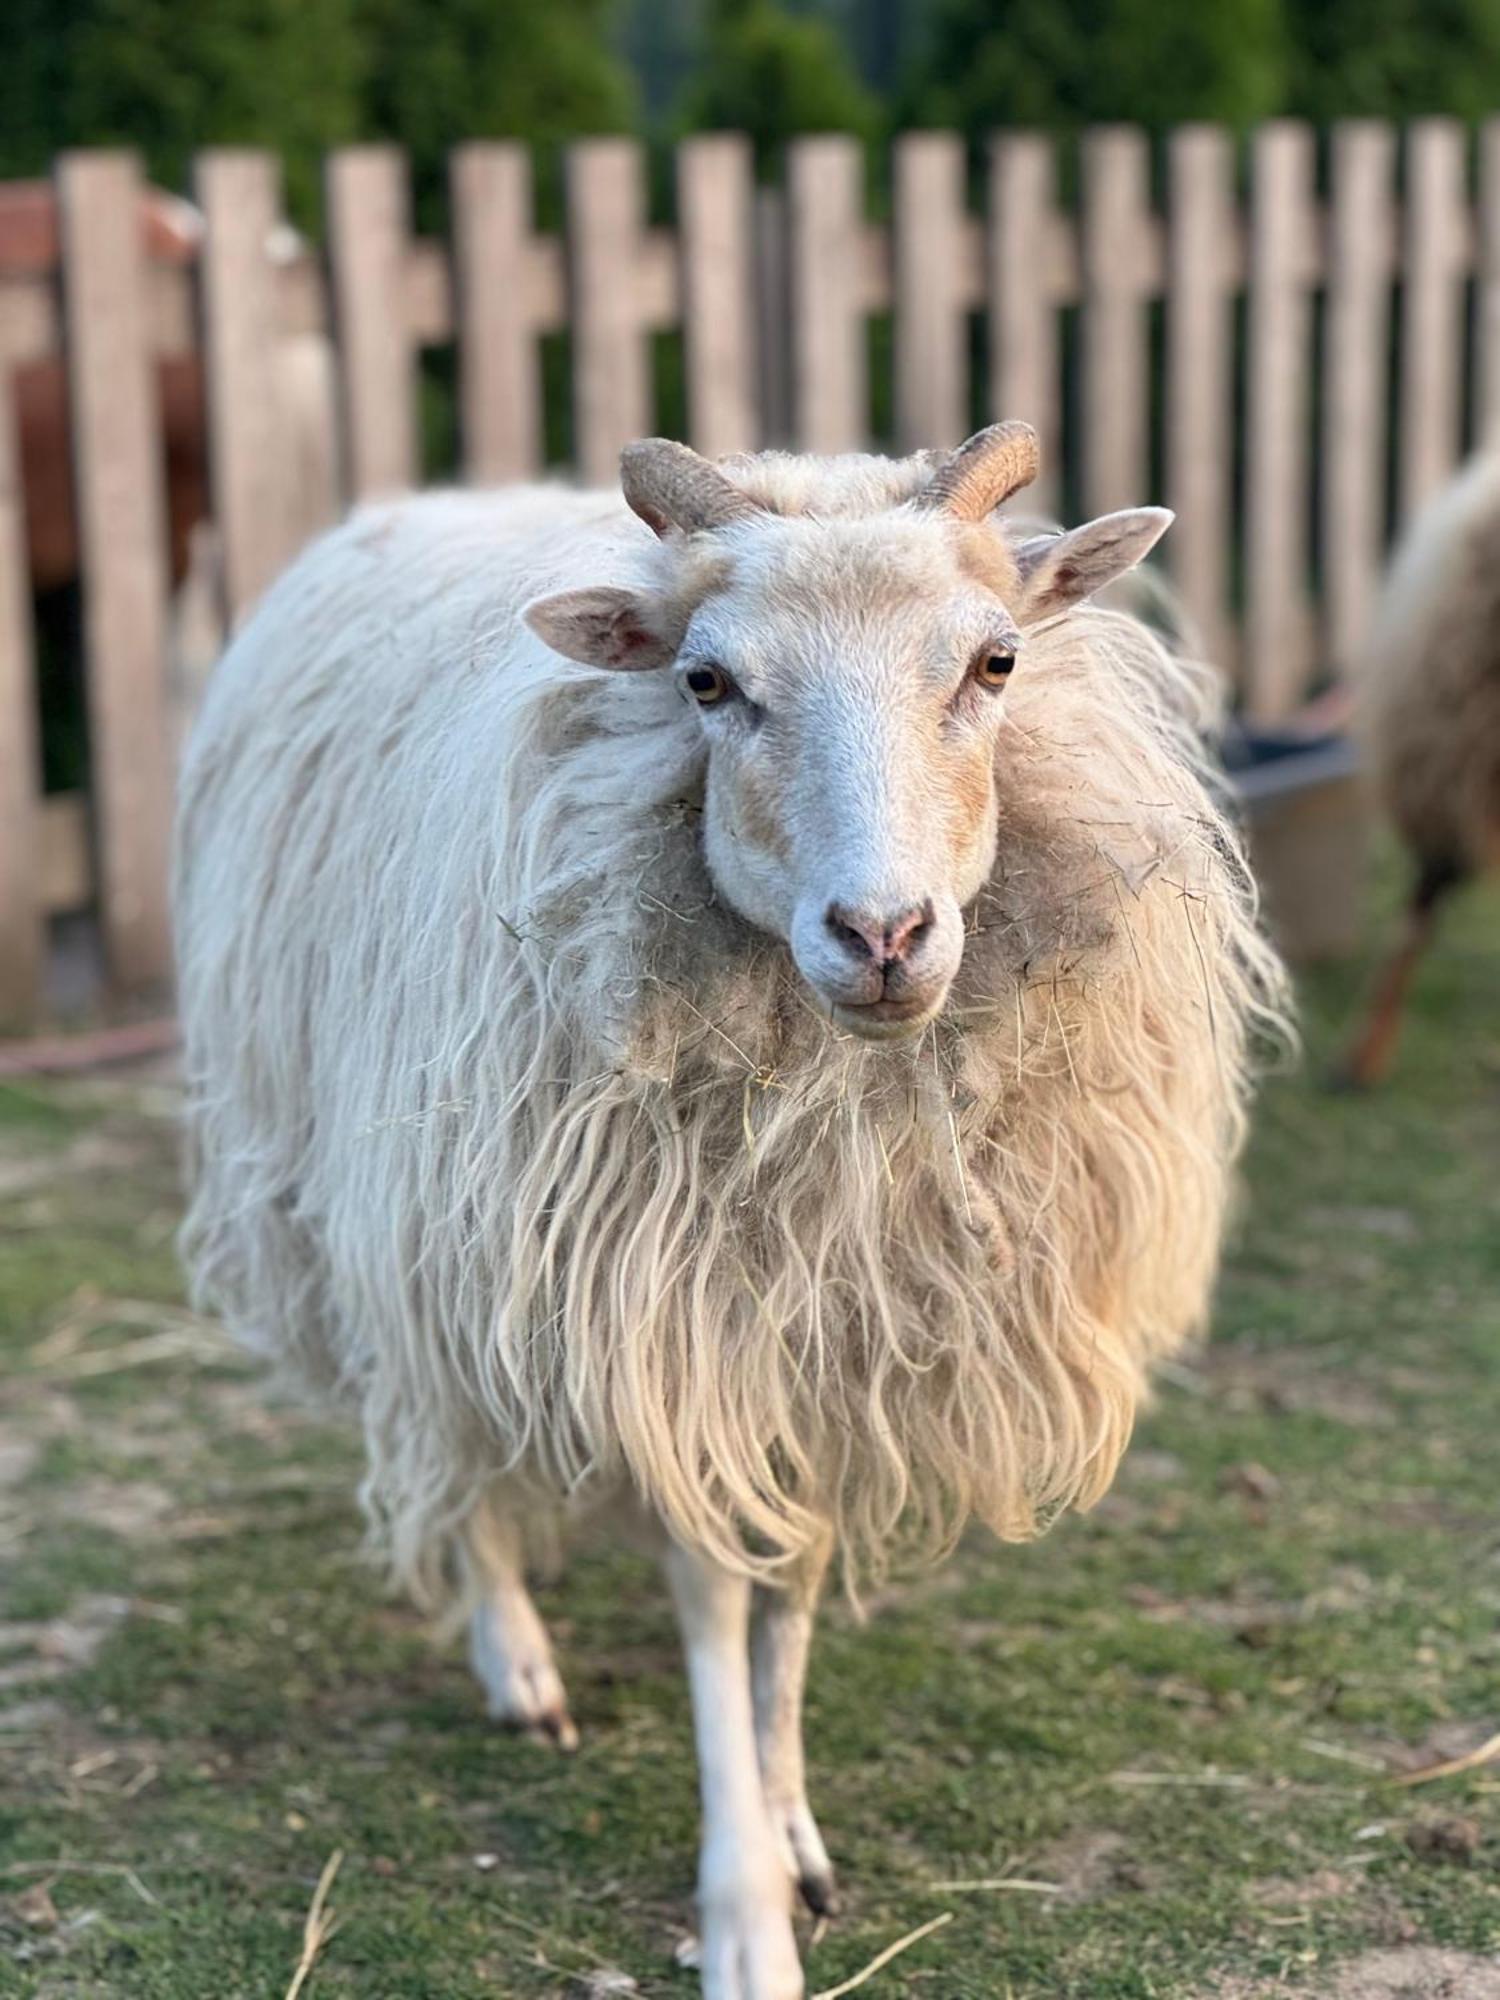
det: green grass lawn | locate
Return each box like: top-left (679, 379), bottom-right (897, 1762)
top-left (2, 870), bottom-right (1499, 1999)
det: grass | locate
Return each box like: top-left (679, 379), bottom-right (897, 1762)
top-left (2, 864), bottom-right (1499, 1999)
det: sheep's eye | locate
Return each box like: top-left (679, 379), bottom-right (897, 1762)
top-left (685, 663), bottom-right (732, 706)
top-left (972, 648), bottom-right (1016, 689)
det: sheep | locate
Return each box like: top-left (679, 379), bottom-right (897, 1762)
top-left (174, 423), bottom-right (1286, 2000)
top-left (1339, 451), bottom-right (1500, 1086)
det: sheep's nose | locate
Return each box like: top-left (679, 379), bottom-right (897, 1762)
top-left (824, 900), bottom-right (934, 967)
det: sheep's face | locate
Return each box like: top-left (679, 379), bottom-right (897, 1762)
top-left (674, 514), bottom-right (1015, 1039)
top-left (526, 429), bottom-right (1170, 1043)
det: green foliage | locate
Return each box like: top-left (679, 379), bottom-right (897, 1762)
top-left (908, 0), bottom-right (1286, 135)
top-left (357, 0), bottom-right (635, 227)
top-left (4, 858), bottom-right (1500, 1994)
top-left (0, 0), bottom-right (636, 230)
top-left (1281, 0), bottom-right (1500, 123)
top-left (0, 0), bottom-right (364, 223)
top-left (677, 0), bottom-right (879, 173)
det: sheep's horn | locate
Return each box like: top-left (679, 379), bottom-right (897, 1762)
top-left (621, 437), bottom-right (764, 538)
top-left (913, 421), bottom-right (1040, 521)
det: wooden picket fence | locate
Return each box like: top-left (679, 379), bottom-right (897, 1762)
top-left (2, 118), bottom-right (1498, 1023)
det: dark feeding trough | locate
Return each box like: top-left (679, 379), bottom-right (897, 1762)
top-left (1223, 723), bottom-right (1367, 963)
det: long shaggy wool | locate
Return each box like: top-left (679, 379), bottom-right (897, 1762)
top-left (1362, 452), bottom-right (1500, 878)
top-left (175, 469), bottom-right (1286, 1603)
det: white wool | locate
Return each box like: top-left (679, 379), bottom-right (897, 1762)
top-left (175, 470), bottom-right (1287, 1603)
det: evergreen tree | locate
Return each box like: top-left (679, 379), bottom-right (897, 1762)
top-left (678, 0), bottom-right (879, 173)
top-left (909, 0), bottom-right (1285, 135)
top-left (1282, 0), bottom-right (1500, 123)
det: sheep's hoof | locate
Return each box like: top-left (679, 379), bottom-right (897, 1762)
top-left (512, 1703), bottom-right (580, 1753)
top-left (796, 1867), bottom-right (840, 1919)
top-left (470, 1608), bottom-right (579, 1750)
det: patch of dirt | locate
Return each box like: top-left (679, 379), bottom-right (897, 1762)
top-left (1209, 1947), bottom-right (1500, 1998)
top-left (1380, 1718), bottom-right (1499, 1779)
top-left (1250, 1869), bottom-right (1354, 1910)
top-left (1196, 1345), bottom-right (1396, 1430)
top-left (1038, 1828), bottom-right (1156, 1903)
top-left (55, 1478), bottom-right (174, 1539)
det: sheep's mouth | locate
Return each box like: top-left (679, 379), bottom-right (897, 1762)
top-left (828, 993), bottom-right (944, 1042)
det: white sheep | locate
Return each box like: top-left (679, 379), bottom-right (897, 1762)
top-left (1340, 451), bottom-right (1500, 1085)
top-left (175, 425), bottom-right (1285, 2000)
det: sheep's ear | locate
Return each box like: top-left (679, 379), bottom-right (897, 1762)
top-left (524, 586), bottom-right (682, 670)
top-left (1013, 508), bottom-right (1173, 623)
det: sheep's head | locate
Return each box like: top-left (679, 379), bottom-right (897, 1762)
top-left (526, 426), bottom-right (1170, 1042)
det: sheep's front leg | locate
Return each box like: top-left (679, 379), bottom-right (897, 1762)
top-left (666, 1542), bottom-right (804, 2000)
top-left (751, 1549), bottom-right (837, 1917)
top-left (464, 1501), bottom-right (577, 1750)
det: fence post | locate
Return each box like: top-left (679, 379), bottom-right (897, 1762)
top-left (451, 143), bottom-right (541, 483)
top-left (1164, 125), bottom-right (1236, 679)
top-left (1080, 126), bottom-right (1153, 519)
top-left (753, 189), bottom-right (792, 447)
top-left (678, 135), bottom-right (759, 460)
top-left (1323, 121), bottom-right (1395, 683)
top-left (787, 137), bottom-right (867, 454)
top-left (0, 346), bottom-right (43, 1023)
top-left (327, 146), bottom-right (417, 500)
top-left (1398, 119), bottom-right (1468, 526)
top-left (893, 132), bottom-right (969, 451)
top-left (987, 133), bottom-right (1061, 516)
top-left (1243, 122), bottom-right (1316, 723)
top-left (196, 150), bottom-right (292, 624)
top-left (1477, 121), bottom-right (1500, 448)
top-left (57, 151), bottom-right (174, 995)
top-left (567, 139), bottom-right (652, 485)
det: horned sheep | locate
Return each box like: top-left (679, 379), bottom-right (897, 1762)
top-left (174, 425), bottom-right (1286, 2000)
top-left (1341, 450), bottom-right (1500, 1085)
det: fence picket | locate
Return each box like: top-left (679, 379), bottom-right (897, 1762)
top-left (787, 138), bottom-right (866, 454)
top-left (452, 143), bottom-right (541, 483)
top-left (15, 120), bottom-right (1500, 1002)
top-left (196, 150), bottom-right (291, 623)
top-left (0, 342), bottom-right (43, 1022)
top-left (1244, 122), bottom-right (1316, 722)
top-left (1324, 122), bottom-right (1395, 680)
top-left (567, 139), bottom-right (652, 486)
top-left (57, 151), bottom-right (174, 993)
top-left (1399, 119), bottom-right (1469, 524)
top-left (1477, 121), bottom-right (1500, 446)
top-left (1080, 127), bottom-right (1153, 518)
top-left (678, 136), bottom-right (758, 460)
top-left (893, 133), bottom-right (969, 451)
top-left (1165, 125), bottom-right (1235, 677)
top-left (327, 146), bottom-right (416, 499)
top-left (987, 135), bottom-right (1061, 515)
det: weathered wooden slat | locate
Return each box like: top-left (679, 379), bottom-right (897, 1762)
top-left (0, 346), bottom-right (43, 1020)
top-left (1080, 127), bottom-right (1153, 518)
top-left (567, 139), bottom-right (652, 486)
top-left (987, 135), bottom-right (1061, 514)
top-left (678, 135), bottom-right (758, 459)
top-left (451, 143), bottom-right (540, 482)
top-left (196, 150), bottom-right (291, 622)
top-left (41, 795), bottom-right (91, 914)
top-left (1323, 122), bottom-right (1395, 680)
top-left (893, 132), bottom-right (969, 451)
top-left (1399, 119), bottom-right (1468, 523)
top-left (754, 189), bottom-right (792, 446)
top-left (1164, 125), bottom-right (1235, 677)
top-left (1244, 122), bottom-right (1316, 722)
top-left (326, 146), bottom-right (417, 499)
top-left (787, 137), bottom-right (866, 454)
top-left (1477, 121), bottom-right (1500, 447)
top-left (57, 151), bottom-right (174, 993)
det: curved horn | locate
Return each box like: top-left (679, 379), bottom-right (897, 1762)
top-left (913, 421), bottom-right (1040, 522)
top-left (620, 437), bottom-right (763, 538)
